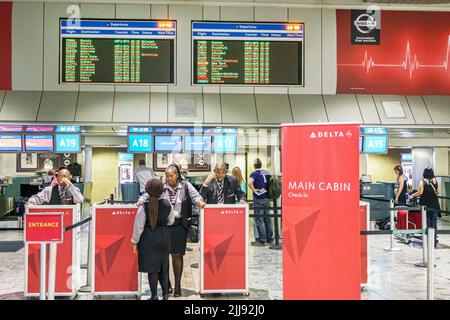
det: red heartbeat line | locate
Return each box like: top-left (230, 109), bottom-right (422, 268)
top-left (338, 35), bottom-right (450, 78)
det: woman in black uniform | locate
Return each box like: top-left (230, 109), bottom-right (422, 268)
top-left (163, 164), bottom-right (205, 297)
top-left (410, 168), bottom-right (441, 247)
top-left (132, 178), bottom-right (174, 300)
top-left (394, 165), bottom-right (408, 205)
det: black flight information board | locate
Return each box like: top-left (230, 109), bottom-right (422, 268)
top-left (60, 19), bottom-right (176, 84)
top-left (192, 21), bottom-right (304, 85)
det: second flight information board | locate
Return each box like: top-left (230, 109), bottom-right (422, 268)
top-left (60, 19), bottom-right (176, 84)
top-left (192, 21), bottom-right (304, 85)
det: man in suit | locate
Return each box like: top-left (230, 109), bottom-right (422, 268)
top-left (200, 163), bottom-right (246, 205)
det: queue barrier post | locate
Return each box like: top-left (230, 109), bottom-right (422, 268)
top-left (384, 199), bottom-right (400, 251)
top-left (47, 243), bottom-right (57, 300)
top-left (269, 199), bottom-right (282, 250)
top-left (415, 206), bottom-right (428, 268)
top-left (427, 228), bottom-right (435, 300)
top-left (39, 244), bottom-right (46, 300)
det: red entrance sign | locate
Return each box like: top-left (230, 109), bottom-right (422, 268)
top-left (25, 213), bottom-right (63, 243)
top-left (200, 205), bottom-right (248, 293)
top-left (25, 205), bottom-right (81, 297)
top-left (282, 123), bottom-right (361, 300)
top-left (91, 205), bottom-right (140, 295)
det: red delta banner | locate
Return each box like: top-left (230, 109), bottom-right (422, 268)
top-left (25, 213), bottom-right (64, 243)
top-left (282, 123), bottom-right (360, 300)
top-left (91, 205), bottom-right (139, 295)
top-left (200, 205), bottom-right (248, 293)
top-left (25, 205), bottom-right (80, 296)
top-left (337, 10), bottom-right (450, 95)
top-left (360, 202), bottom-right (370, 286)
top-left (0, 2), bottom-right (12, 90)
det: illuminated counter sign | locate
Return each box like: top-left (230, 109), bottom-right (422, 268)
top-left (0, 125), bottom-right (23, 132)
top-left (184, 135), bottom-right (212, 153)
top-left (362, 127), bottom-right (387, 135)
top-left (60, 19), bottom-right (176, 84)
top-left (56, 125), bottom-right (80, 133)
top-left (25, 135), bottom-right (54, 152)
top-left (56, 134), bottom-right (81, 153)
top-left (0, 135), bottom-right (22, 152)
top-left (154, 135), bottom-right (182, 153)
top-left (192, 21), bottom-right (304, 85)
top-left (213, 135), bottom-right (237, 153)
top-left (128, 134), bottom-right (152, 152)
top-left (26, 126), bottom-right (55, 132)
top-left (363, 135), bottom-right (388, 154)
top-left (129, 126), bottom-right (152, 133)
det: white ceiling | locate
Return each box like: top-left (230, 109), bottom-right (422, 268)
top-left (2, 0), bottom-right (450, 11)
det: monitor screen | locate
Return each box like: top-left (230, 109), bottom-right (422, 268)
top-left (184, 135), bottom-right (212, 153)
top-left (0, 135), bottom-right (22, 152)
top-left (363, 135), bottom-right (388, 154)
top-left (213, 135), bottom-right (237, 153)
top-left (192, 21), bottom-right (304, 85)
top-left (55, 134), bottom-right (81, 153)
top-left (0, 125), bottom-right (23, 132)
top-left (26, 126), bottom-right (55, 132)
top-left (56, 125), bottom-right (81, 133)
top-left (128, 134), bottom-right (152, 153)
top-left (60, 19), bottom-right (176, 84)
top-left (154, 135), bottom-right (182, 153)
top-left (24, 135), bottom-right (54, 152)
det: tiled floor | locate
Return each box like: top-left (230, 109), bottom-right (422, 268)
top-left (1, 219), bottom-right (449, 300)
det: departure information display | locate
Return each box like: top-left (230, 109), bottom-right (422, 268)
top-left (25, 135), bottom-right (54, 152)
top-left (192, 21), bottom-right (304, 85)
top-left (0, 135), bottom-right (22, 152)
top-left (60, 19), bottom-right (176, 84)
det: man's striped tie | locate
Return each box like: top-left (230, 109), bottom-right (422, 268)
top-left (217, 182), bottom-right (224, 204)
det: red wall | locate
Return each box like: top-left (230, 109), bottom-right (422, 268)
top-left (0, 2), bottom-right (12, 90)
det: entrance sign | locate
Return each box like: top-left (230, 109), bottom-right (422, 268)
top-left (25, 213), bottom-right (64, 243)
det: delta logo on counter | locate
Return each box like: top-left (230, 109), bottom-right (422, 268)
top-left (111, 210), bottom-right (136, 216)
top-left (309, 130), bottom-right (353, 139)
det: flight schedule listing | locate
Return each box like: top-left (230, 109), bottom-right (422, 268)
top-left (192, 21), bottom-right (304, 85)
top-left (60, 19), bottom-right (176, 84)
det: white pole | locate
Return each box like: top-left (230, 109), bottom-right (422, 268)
top-left (39, 243), bottom-right (47, 300)
top-left (427, 228), bottom-right (435, 300)
top-left (47, 243), bottom-right (57, 300)
top-left (422, 206), bottom-right (428, 265)
top-left (384, 199), bottom-right (399, 251)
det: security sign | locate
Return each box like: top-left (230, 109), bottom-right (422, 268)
top-left (25, 212), bottom-right (64, 243)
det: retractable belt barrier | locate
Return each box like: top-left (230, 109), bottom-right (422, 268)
top-left (64, 216), bottom-right (92, 232)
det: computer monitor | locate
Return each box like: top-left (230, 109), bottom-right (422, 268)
top-left (20, 184), bottom-right (40, 198)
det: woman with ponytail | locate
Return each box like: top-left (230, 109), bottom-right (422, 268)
top-left (132, 178), bottom-right (174, 300)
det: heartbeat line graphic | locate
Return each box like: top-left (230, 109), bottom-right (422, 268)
top-left (338, 35), bottom-right (450, 78)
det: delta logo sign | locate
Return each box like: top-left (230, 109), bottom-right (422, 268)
top-left (309, 131), bottom-right (353, 139)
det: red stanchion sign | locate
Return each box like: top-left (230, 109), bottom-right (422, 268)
top-left (282, 123), bottom-right (361, 300)
top-left (25, 213), bottom-right (63, 243)
top-left (200, 205), bottom-right (248, 293)
top-left (91, 205), bottom-right (140, 295)
top-left (25, 205), bottom-right (80, 296)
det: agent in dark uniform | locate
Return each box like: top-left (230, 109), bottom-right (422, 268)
top-left (132, 178), bottom-right (174, 300)
top-left (27, 168), bottom-right (83, 205)
top-left (138, 164), bottom-right (205, 297)
top-left (410, 167), bottom-right (441, 247)
top-left (200, 163), bottom-right (246, 204)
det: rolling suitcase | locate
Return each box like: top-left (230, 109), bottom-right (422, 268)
top-left (396, 210), bottom-right (422, 230)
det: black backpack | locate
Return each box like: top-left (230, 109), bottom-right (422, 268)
top-left (268, 175), bottom-right (282, 200)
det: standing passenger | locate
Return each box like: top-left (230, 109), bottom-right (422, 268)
top-left (248, 158), bottom-right (273, 246)
top-left (393, 165), bottom-right (407, 205)
top-left (134, 159), bottom-right (156, 196)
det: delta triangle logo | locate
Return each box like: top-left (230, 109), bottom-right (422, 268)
top-left (283, 207), bottom-right (320, 265)
top-left (204, 233), bottom-right (234, 274)
top-left (310, 132), bottom-right (316, 138)
top-left (95, 235), bottom-right (125, 276)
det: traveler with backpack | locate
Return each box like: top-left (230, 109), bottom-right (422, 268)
top-left (248, 158), bottom-right (273, 246)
